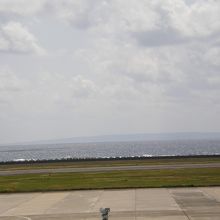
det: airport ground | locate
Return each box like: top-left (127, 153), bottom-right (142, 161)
top-left (0, 187), bottom-right (220, 219)
top-left (1, 156), bottom-right (220, 171)
top-left (0, 156), bottom-right (220, 193)
top-left (1, 157), bottom-right (220, 219)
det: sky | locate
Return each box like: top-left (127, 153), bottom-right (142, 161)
top-left (0, 0), bottom-right (220, 144)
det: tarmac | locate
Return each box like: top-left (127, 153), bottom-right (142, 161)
top-left (0, 187), bottom-right (220, 219)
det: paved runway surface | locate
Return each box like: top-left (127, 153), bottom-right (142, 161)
top-left (1, 163), bottom-right (220, 176)
top-left (0, 187), bottom-right (220, 219)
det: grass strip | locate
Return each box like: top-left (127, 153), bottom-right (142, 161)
top-left (1, 157), bottom-right (220, 171)
top-left (0, 168), bottom-right (220, 193)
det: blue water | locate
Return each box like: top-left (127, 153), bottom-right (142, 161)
top-left (0, 139), bottom-right (220, 162)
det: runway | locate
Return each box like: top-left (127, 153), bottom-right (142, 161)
top-left (1, 162), bottom-right (220, 176)
top-left (0, 187), bottom-right (220, 219)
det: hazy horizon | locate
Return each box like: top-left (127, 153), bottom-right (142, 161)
top-left (1, 0), bottom-right (220, 144)
top-left (2, 131), bottom-right (220, 146)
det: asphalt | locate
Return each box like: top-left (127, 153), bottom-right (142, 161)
top-left (0, 163), bottom-right (220, 176)
top-left (0, 187), bottom-right (220, 219)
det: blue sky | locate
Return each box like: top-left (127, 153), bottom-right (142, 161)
top-left (0, 0), bottom-right (220, 144)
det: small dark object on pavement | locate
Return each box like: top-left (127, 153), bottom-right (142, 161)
top-left (100, 208), bottom-right (110, 220)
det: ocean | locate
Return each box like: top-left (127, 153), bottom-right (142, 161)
top-left (0, 139), bottom-right (220, 162)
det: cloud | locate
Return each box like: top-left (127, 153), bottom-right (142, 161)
top-left (48, 0), bottom-right (96, 29)
top-left (68, 75), bottom-right (97, 99)
top-left (204, 45), bottom-right (220, 67)
top-left (0, 66), bottom-right (99, 117)
top-left (0, 21), bottom-right (45, 54)
top-left (75, 33), bottom-right (220, 106)
top-left (133, 28), bottom-right (187, 47)
top-left (0, 67), bottom-right (25, 92)
top-left (44, 0), bottom-right (160, 35)
top-left (28, 72), bottom-right (98, 106)
top-left (1, 0), bottom-right (220, 37)
top-left (13, 0), bottom-right (215, 106)
top-left (1, 1), bottom-right (220, 39)
top-left (45, 1), bottom-right (220, 37)
top-left (169, 0), bottom-right (220, 37)
top-left (0, 0), bottom-right (220, 142)
top-left (0, 67), bottom-right (29, 107)
top-left (0, 0), bottom-right (46, 16)
top-left (119, 0), bottom-right (220, 47)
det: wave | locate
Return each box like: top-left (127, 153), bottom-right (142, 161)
top-left (1, 153), bottom-right (218, 164)
top-left (1, 139), bottom-right (220, 163)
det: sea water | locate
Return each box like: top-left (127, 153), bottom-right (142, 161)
top-left (0, 139), bottom-right (220, 162)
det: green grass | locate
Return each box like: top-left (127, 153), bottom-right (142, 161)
top-left (1, 168), bottom-right (220, 193)
top-left (1, 157), bottom-right (220, 171)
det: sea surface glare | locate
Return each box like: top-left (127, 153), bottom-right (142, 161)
top-left (0, 139), bottom-right (220, 162)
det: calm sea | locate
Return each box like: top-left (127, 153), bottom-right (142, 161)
top-left (0, 139), bottom-right (220, 162)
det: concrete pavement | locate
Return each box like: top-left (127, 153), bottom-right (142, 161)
top-left (0, 187), bottom-right (220, 219)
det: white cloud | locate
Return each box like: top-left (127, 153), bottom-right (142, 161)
top-left (27, 72), bottom-right (98, 107)
top-left (0, 33), bottom-right (9, 50)
top-left (0, 21), bottom-right (45, 54)
top-left (0, 67), bottom-right (98, 119)
top-left (0, 67), bottom-right (28, 106)
top-left (49, 0), bottom-right (94, 28)
top-left (1, 0), bottom-right (220, 39)
top-left (0, 67), bottom-right (27, 92)
top-left (19, 0), bottom-right (218, 106)
top-left (0, 0), bottom-right (220, 142)
top-left (68, 75), bottom-right (97, 99)
top-left (75, 33), bottom-right (220, 105)
top-left (49, 0), bottom-right (160, 36)
top-left (46, 0), bottom-right (220, 39)
top-left (204, 46), bottom-right (220, 66)
top-left (0, 0), bottom-right (46, 16)
top-left (164, 0), bottom-right (220, 37)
